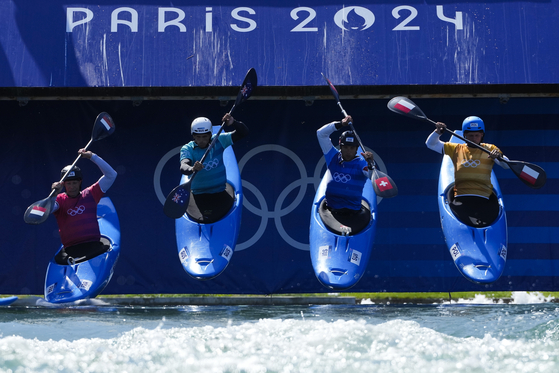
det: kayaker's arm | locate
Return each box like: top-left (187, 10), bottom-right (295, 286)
top-left (426, 130), bottom-right (444, 154)
top-left (180, 159), bottom-right (195, 176)
top-left (50, 182), bottom-right (64, 213)
top-left (361, 152), bottom-right (375, 178)
top-left (91, 153), bottom-right (117, 193)
top-left (230, 120), bottom-right (249, 143)
top-left (317, 121), bottom-right (342, 155)
top-left (494, 157), bottom-right (510, 169)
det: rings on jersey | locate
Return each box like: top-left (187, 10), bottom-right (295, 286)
top-left (461, 159), bottom-right (480, 168)
top-left (333, 172), bottom-right (351, 183)
top-left (67, 205), bottom-right (85, 216)
top-left (203, 159), bottom-right (220, 170)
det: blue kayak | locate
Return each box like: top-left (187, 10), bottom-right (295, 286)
top-left (0, 296), bottom-right (18, 306)
top-left (44, 197), bottom-right (121, 303)
top-left (309, 168), bottom-right (378, 290)
top-left (438, 131), bottom-right (507, 284)
top-left (175, 130), bottom-right (242, 280)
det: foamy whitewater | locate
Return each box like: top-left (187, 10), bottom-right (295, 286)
top-left (1, 292), bottom-right (558, 373)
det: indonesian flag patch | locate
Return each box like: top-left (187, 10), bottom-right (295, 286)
top-left (30, 206), bottom-right (47, 216)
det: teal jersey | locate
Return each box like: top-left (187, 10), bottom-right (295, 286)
top-left (180, 133), bottom-right (234, 194)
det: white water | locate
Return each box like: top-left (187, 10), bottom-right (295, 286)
top-left (1, 294), bottom-right (559, 373)
top-left (361, 291), bottom-right (557, 305)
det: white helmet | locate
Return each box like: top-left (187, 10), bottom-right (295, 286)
top-left (191, 117), bottom-right (212, 135)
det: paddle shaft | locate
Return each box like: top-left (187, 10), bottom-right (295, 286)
top-left (46, 137), bottom-right (94, 199)
top-left (426, 117), bottom-right (510, 164)
top-left (336, 102), bottom-right (375, 169)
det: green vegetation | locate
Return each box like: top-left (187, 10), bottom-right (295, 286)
top-left (6, 291), bottom-right (558, 303)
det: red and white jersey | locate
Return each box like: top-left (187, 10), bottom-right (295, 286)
top-left (53, 182), bottom-right (104, 247)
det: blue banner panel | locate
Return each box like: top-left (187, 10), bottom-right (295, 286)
top-left (1, 0), bottom-right (559, 87)
top-left (0, 97), bottom-right (558, 295)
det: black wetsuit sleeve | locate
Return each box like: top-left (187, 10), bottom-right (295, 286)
top-left (333, 121), bottom-right (343, 131)
top-left (231, 120), bottom-right (249, 143)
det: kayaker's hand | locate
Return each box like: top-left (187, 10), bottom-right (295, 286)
top-left (362, 151), bottom-right (374, 163)
top-left (52, 182), bottom-right (63, 194)
top-left (434, 122), bottom-right (446, 135)
top-left (78, 149), bottom-right (93, 159)
top-left (341, 115), bottom-right (352, 127)
top-left (223, 113), bottom-right (235, 126)
top-left (489, 149), bottom-right (503, 159)
top-left (193, 161), bottom-right (204, 171)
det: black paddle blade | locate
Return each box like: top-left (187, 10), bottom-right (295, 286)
top-left (163, 182), bottom-right (192, 219)
top-left (506, 160), bottom-right (547, 189)
top-left (372, 168), bottom-right (398, 198)
top-left (321, 73), bottom-right (341, 102)
top-left (234, 68), bottom-right (257, 107)
top-left (24, 196), bottom-right (55, 225)
top-left (92, 112), bottom-right (116, 142)
top-left (387, 96), bottom-right (428, 121)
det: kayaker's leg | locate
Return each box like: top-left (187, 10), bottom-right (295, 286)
top-left (54, 248), bottom-right (71, 265)
top-left (58, 241), bottom-right (109, 265)
top-left (190, 190), bottom-right (234, 223)
top-left (451, 196), bottom-right (499, 227)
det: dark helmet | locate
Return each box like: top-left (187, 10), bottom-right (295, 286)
top-left (339, 131), bottom-right (358, 147)
top-left (61, 165), bottom-right (82, 181)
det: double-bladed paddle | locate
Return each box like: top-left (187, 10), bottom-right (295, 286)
top-left (387, 96), bottom-right (547, 189)
top-left (24, 112), bottom-right (116, 225)
top-left (163, 68), bottom-right (258, 219)
top-left (322, 73), bottom-right (398, 198)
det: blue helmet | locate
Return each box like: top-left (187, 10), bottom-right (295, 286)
top-left (462, 116), bottom-right (485, 133)
top-left (339, 131), bottom-right (358, 147)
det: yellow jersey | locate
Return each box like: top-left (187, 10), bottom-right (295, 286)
top-left (444, 142), bottom-right (501, 198)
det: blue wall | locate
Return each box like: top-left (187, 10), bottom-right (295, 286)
top-left (2, 0), bottom-right (559, 87)
top-left (1, 97), bottom-right (558, 294)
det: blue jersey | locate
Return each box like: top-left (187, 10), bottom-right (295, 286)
top-left (324, 147), bottom-right (369, 210)
top-left (180, 133), bottom-right (234, 194)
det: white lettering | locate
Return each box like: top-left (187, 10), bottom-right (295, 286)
top-left (290, 7), bottom-right (318, 32)
top-left (436, 5), bottom-right (463, 30)
top-left (158, 8), bottom-right (187, 32)
top-left (392, 6), bottom-right (420, 31)
top-left (66, 7), bottom-right (94, 32)
top-left (231, 7), bottom-right (256, 32)
top-left (206, 7), bottom-right (213, 32)
top-left (65, 6), bottom-right (467, 36)
top-left (111, 7), bottom-right (138, 32)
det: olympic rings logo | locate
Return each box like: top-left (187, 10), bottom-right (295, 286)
top-left (332, 172), bottom-right (351, 183)
top-left (461, 159), bottom-right (480, 168)
top-left (154, 144), bottom-right (388, 252)
top-left (203, 159), bottom-right (220, 170)
top-left (67, 205), bottom-right (85, 216)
